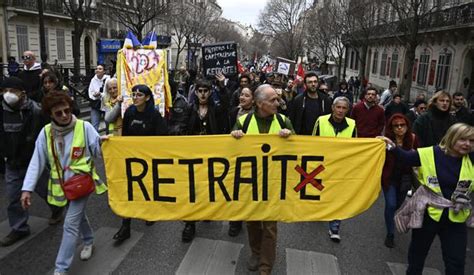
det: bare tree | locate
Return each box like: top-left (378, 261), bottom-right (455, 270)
top-left (247, 32), bottom-right (269, 63)
top-left (62, 0), bottom-right (96, 80)
top-left (258, 0), bottom-right (310, 60)
top-left (342, 0), bottom-right (380, 81)
top-left (105, 0), bottom-right (168, 41)
top-left (381, 0), bottom-right (443, 101)
top-left (168, 2), bottom-right (219, 70)
top-left (208, 19), bottom-right (249, 59)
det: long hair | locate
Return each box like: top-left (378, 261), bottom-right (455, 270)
top-left (385, 113), bottom-right (414, 149)
top-left (428, 90), bottom-right (452, 110)
top-left (128, 84), bottom-right (156, 114)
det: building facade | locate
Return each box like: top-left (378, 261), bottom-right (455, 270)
top-left (344, 1), bottom-right (474, 100)
top-left (0, 0), bottom-right (101, 75)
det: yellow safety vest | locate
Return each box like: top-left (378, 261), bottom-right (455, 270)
top-left (417, 147), bottom-right (473, 223)
top-left (238, 113), bottom-right (285, 134)
top-left (45, 120), bottom-right (107, 207)
top-left (315, 114), bottom-right (355, 138)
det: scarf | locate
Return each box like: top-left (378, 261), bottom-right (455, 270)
top-left (51, 115), bottom-right (77, 155)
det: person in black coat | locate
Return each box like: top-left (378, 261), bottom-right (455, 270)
top-left (112, 85), bottom-right (168, 244)
top-left (288, 72), bottom-right (332, 135)
top-left (182, 75), bottom-right (229, 243)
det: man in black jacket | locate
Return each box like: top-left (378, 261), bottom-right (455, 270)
top-left (288, 72), bottom-right (332, 135)
top-left (0, 77), bottom-right (62, 247)
top-left (17, 51), bottom-right (42, 103)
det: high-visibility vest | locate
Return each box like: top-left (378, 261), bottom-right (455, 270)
top-left (238, 113), bottom-right (285, 134)
top-left (45, 120), bottom-right (107, 206)
top-left (417, 147), bottom-right (473, 223)
top-left (316, 114), bottom-right (355, 138)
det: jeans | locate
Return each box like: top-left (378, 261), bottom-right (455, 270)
top-left (383, 184), bottom-right (407, 236)
top-left (407, 211), bottom-right (466, 275)
top-left (90, 108), bottom-right (103, 132)
top-left (55, 195), bottom-right (94, 273)
top-left (5, 164), bottom-right (59, 233)
top-left (329, 220), bottom-right (341, 232)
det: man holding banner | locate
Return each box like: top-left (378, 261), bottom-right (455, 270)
top-left (231, 84), bottom-right (294, 275)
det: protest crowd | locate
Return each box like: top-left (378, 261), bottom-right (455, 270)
top-left (0, 47), bottom-right (473, 275)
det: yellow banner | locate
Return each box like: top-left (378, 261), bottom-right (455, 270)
top-left (116, 48), bottom-right (172, 117)
top-left (102, 135), bottom-right (385, 222)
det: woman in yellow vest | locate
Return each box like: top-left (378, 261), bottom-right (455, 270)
top-left (20, 91), bottom-right (107, 275)
top-left (380, 123), bottom-right (473, 275)
top-left (102, 78), bottom-right (123, 136)
top-left (312, 96), bottom-right (356, 243)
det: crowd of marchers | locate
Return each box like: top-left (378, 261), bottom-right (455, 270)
top-left (0, 50), bottom-right (473, 275)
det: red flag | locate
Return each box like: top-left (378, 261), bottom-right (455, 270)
top-left (237, 60), bottom-right (245, 74)
top-left (297, 62), bottom-right (305, 80)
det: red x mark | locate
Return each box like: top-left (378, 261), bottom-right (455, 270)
top-left (293, 164), bottom-right (325, 192)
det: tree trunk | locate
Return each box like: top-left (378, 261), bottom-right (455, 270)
top-left (337, 54), bottom-right (343, 82)
top-left (38, 0), bottom-right (47, 63)
top-left (72, 23), bottom-right (83, 82)
top-left (358, 44), bottom-right (368, 82)
top-left (400, 44), bottom-right (416, 103)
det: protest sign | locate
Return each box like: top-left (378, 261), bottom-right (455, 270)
top-left (116, 48), bottom-right (172, 117)
top-left (103, 135), bottom-right (385, 222)
top-left (202, 42), bottom-right (238, 77)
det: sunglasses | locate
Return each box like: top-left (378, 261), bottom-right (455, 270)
top-left (21, 56), bottom-right (32, 60)
top-left (197, 89), bottom-right (209, 94)
top-left (131, 92), bottom-right (145, 98)
top-left (53, 108), bottom-right (71, 117)
top-left (392, 123), bottom-right (407, 128)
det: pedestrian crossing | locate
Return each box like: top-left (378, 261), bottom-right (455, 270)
top-left (0, 216), bottom-right (49, 260)
top-left (0, 216), bottom-right (448, 274)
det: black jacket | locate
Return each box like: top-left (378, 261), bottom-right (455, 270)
top-left (288, 90), bottom-right (332, 134)
top-left (186, 86), bottom-right (229, 135)
top-left (168, 93), bottom-right (189, 135)
top-left (413, 107), bottom-right (456, 147)
top-left (18, 66), bottom-right (42, 103)
top-left (0, 99), bottom-right (47, 169)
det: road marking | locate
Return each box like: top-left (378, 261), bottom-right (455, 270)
top-left (0, 216), bottom-right (49, 260)
top-left (47, 227), bottom-right (143, 275)
top-left (387, 262), bottom-right (441, 275)
top-left (176, 237), bottom-right (243, 275)
top-left (286, 248), bottom-right (341, 275)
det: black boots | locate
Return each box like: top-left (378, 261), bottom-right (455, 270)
top-left (182, 222), bottom-right (196, 243)
top-left (228, 221), bottom-right (243, 237)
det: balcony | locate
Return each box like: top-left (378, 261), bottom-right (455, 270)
top-left (7, 0), bottom-right (102, 22)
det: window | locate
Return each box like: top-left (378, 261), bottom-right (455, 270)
top-left (380, 51), bottom-right (388, 76)
top-left (16, 25), bottom-right (29, 60)
top-left (350, 50), bottom-right (354, 70)
top-left (354, 51), bottom-right (359, 70)
top-left (435, 50), bottom-right (452, 89)
top-left (56, 29), bottom-right (65, 60)
top-left (390, 51), bottom-right (398, 79)
top-left (372, 50), bottom-right (378, 74)
top-left (417, 51), bottom-right (430, 86)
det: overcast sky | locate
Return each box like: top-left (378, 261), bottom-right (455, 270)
top-left (216, 0), bottom-right (268, 27)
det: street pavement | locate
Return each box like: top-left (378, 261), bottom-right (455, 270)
top-left (0, 181), bottom-right (473, 275)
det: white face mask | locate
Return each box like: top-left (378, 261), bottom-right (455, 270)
top-left (3, 91), bottom-right (20, 106)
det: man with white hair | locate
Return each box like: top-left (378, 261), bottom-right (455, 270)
top-left (231, 84), bottom-right (294, 275)
top-left (312, 96), bottom-right (357, 243)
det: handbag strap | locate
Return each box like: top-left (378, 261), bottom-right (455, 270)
top-left (50, 130), bottom-right (65, 185)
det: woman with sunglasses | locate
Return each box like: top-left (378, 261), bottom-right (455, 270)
top-left (380, 123), bottom-right (473, 275)
top-left (20, 91), bottom-right (108, 275)
top-left (381, 113), bottom-right (419, 248)
top-left (112, 84), bottom-right (168, 243)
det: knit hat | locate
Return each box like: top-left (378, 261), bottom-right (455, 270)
top-left (1, 77), bottom-right (25, 91)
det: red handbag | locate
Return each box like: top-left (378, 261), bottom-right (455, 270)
top-left (50, 131), bottom-right (95, 201)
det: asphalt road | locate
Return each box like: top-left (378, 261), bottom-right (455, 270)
top-left (0, 181), bottom-right (473, 275)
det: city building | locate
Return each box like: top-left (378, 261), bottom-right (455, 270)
top-left (0, 0), bottom-right (101, 75)
top-left (344, 0), bottom-right (474, 99)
